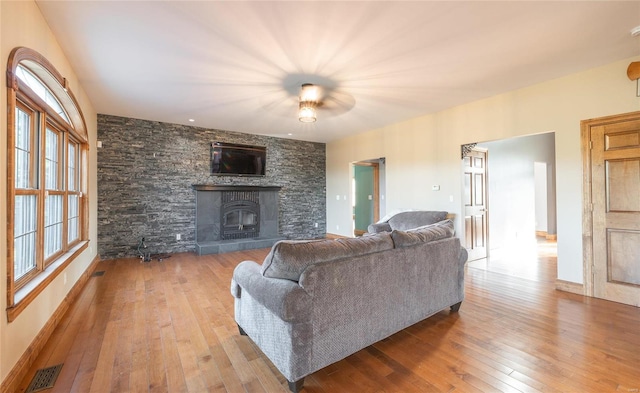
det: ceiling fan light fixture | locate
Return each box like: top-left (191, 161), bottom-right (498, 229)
top-left (300, 83), bottom-right (320, 101)
top-left (298, 101), bottom-right (317, 123)
top-left (298, 83), bottom-right (320, 122)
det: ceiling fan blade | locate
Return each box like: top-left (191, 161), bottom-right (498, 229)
top-left (259, 91), bottom-right (298, 118)
top-left (318, 90), bottom-right (356, 116)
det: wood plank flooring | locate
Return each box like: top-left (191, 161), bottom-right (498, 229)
top-left (16, 241), bottom-right (640, 392)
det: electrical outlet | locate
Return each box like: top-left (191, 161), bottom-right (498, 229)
top-left (63, 273), bottom-right (67, 285)
top-left (176, 234), bottom-right (181, 240)
top-left (314, 222), bottom-right (318, 228)
top-left (336, 225), bottom-right (340, 230)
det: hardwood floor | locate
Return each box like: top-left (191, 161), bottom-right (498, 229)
top-left (17, 242), bottom-right (640, 392)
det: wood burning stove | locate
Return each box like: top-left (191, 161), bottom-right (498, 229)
top-left (220, 191), bottom-right (260, 240)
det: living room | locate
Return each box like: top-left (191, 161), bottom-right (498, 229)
top-left (2, 1), bottom-right (640, 392)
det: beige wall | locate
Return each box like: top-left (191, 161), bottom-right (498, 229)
top-left (0, 1), bottom-right (98, 383)
top-left (327, 56), bottom-right (640, 284)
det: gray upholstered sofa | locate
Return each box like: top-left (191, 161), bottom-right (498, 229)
top-left (231, 219), bottom-right (467, 392)
top-left (368, 210), bottom-right (449, 234)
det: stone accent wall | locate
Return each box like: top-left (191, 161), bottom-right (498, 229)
top-left (97, 114), bottom-right (326, 259)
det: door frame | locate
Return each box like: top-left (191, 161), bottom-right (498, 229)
top-left (581, 110), bottom-right (640, 298)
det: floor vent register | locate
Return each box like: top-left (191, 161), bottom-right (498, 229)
top-left (26, 363), bottom-right (63, 393)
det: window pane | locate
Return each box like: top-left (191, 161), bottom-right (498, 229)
top-left (45, 194), bottom-right (63, 258)
top-left (68, 143), bottom-right (76, 191)
top-left (15, 107), bottom-right (31, 189)
top-left (14, 195), bottom-right (37, 280)
top-left (45, 128), bottom-right (59, 190)
top-left (68, 194), bottom-right (79, 242)
top-left (16, 64), bottom-right (70, 124)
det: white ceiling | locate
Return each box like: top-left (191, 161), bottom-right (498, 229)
top-left (35, 1), bottom-right (640, 143)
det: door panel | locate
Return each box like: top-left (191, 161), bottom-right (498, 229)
top-left (464, 148), bottom-right (488, 261)
top-left (605, 131), bottom-right (640, 150)
top-left (589, 116), bottom-right (640, 306)
top-left (608, 229), bottom-right (640, 286)
top-left (606, 159), bottom-right (640, 211)
top-left (474, 173), bottom-right (484, 205)
top-left (473, 214), bottom-right (486, 249)
top-left (464, 216), bottom-right (472, 249)
top-left (464, 173), bottom-right (472, 205)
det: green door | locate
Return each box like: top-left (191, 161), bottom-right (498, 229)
top-left (354, 165), bottom-right (376, 236)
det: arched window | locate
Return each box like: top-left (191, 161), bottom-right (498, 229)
top-left (6, 47), bottom-right (89, 321)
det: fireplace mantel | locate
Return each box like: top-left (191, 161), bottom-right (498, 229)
top-left (192, 185), bottom-right (282, 192)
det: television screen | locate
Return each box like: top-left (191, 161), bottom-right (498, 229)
top-left (210, 142), bottom-right (266, 176)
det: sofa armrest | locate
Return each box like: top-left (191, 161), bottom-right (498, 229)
top-left (459, 247), bottom-right (469, 266)
top-left (231, 261), bottom-right (312, 322)
top-left (368, 222), bottom-right (392, 233)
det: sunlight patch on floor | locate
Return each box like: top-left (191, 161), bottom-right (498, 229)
top-left (467, 237), bottom-right (557, 282)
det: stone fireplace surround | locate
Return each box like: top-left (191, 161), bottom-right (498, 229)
top-left (193, 184), bottom-right (283, 255)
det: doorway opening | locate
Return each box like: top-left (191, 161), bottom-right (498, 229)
top-left (463, 132), bottom-right (557, 278)
top-left (352, 159), bottom-right (386, 236)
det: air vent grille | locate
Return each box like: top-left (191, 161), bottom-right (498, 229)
top-left (26, 364), bottom-right (63, 393)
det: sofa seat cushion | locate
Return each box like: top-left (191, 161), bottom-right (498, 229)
top-left (262, 232), bottom-right (394, 281)
top-left (387, 210), bottom-right (448, 231)
top-left (391, 219), bottom-right (455, 248)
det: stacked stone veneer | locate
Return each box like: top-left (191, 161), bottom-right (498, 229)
top-left (97, 114), bottom-right (326, 259)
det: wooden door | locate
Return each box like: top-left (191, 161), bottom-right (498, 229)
top-left (584, 112), bottom-right (640, 306)
top-left (464, 148), bottom-right (488, 261)
top-left (353, 163), bottom-right (379, 236)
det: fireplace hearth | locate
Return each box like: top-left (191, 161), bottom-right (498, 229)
top-left (193, 185), bottom-right (283, 254)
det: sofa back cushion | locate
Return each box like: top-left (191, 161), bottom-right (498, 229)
top-left (391, 219), bottom-right (455, 248)
top-left (387, 210), bottom-right (448, 231)
top-left (261, 232), bottom-right (394, 281)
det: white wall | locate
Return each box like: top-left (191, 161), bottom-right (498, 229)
top-left (534, 162), bottom-right (549, 233)
top-left (327, 56), bottom-right (640, 284)
top-left (0, 1), bottom-right (98, 384)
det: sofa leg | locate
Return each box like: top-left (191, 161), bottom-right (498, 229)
top-left (238, 325), bottom-right (247, 336)
top-left (287, 378), bottom-right (304, 393)
top-left (450, 301), bottom-right (462, 312)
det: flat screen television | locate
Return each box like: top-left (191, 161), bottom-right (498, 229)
top-left (210, 142), bottom-right (266, 176)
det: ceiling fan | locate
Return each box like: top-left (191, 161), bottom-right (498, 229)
top-left (260, 74), bottom-right (355, 123)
